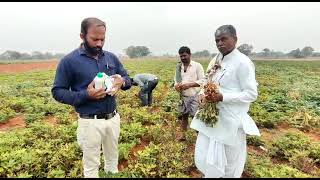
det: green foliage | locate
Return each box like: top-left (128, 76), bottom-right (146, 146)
top-left (130, 107), bottom-right (162, 125)
top-left (185, 128), bottom-right (197, 144)
top-left (119, 142), bottom-right (136, 161)
top-left (309, 143), bottom-right (320, 163)
top-left (127, 143), bottom-right (159, 178)
top-left (120, 122), bottom-right (146, 144)
top-left (246, 153), bottom-right (312, 178)
top-left (0, 122), bottom-right (82, 178)
top-left (0, 59), bottom-right (319, 178)
top-left (270, 131), bottom-right (311, 160)
top-left (288, 151), bottom-right (318, 174)
top-left (0, 107), bottom-right (15, 123)
top-left (265, 165), bottom-right (312, 178)
top-left (247, 135), bottom-right (265, 147)
top-left (127, 141), bottom-right (192, 178)
top-left (146, 124), bottom-right (174, 144)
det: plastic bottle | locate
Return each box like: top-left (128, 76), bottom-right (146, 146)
top-left (104, 75), bottom-right (114, 92)
top-left (94, 72), bottom-right (106, 90)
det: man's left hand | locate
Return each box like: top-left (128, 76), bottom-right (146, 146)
top-left (179, 83), bottom-right (190, 91)
top-left (107, 74), bottom-right (125, 96)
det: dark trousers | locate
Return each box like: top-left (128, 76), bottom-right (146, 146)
top-left (139, 79), bottom-right (158, 106)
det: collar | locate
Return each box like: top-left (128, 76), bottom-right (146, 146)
top-left (220, 48), bottom-right (238, 62)
top-left (189, 60), bottom-right (195, 66)
top-left (181, 60), bottom-right (195, 67)
top-left (78, 44), bottom-right (108, 66)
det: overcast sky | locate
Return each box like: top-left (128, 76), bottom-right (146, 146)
top-left (0, 2), bottom-right (319, 56)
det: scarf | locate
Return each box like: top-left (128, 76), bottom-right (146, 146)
top-left (175, 61), bottom-right (182, 83)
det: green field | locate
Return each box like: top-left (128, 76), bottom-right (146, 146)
top-left (0, 59), bottom-right (319, 177)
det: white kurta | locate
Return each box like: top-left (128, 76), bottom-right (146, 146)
top-left (190, 48), bottom-right (260, 178)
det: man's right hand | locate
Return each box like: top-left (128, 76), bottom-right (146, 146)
top-left (87, 80), bottom-right (108, 100)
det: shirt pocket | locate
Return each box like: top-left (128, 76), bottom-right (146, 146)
top-left (104, 63), bottom-right (117, 76)
top-left (183, 67), bottom-right (197, 82)
top-left (219, 69), bottom-right (236, 88)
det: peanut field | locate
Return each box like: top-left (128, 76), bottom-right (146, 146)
top-left (0, 59), bottom-right (319, 178)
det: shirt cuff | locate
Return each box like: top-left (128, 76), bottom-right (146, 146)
top-left (120, 75), bottom-right (131, 90)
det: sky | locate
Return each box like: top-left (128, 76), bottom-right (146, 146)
top-left (0, 2), bottom-right (319, 56)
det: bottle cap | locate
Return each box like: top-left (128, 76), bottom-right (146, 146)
top-left (97, 72), bottom-right (103, 78)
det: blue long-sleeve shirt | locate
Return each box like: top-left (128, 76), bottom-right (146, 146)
top-left (51, 46), bottom-right (131, 114)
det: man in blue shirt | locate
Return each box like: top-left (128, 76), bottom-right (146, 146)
top-left (51, 17), bottom-right (131, 178)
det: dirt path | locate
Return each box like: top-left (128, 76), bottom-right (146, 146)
top-left (0, 61), bottom-right (58, 73)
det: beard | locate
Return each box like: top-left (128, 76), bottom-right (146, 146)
top-left (181, 58), bottom-right (190, 64)
top-left (83, 38), bottom-right (102, 56)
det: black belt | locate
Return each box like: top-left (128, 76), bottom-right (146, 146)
top-left (79, 111), bottom-right (117, 120)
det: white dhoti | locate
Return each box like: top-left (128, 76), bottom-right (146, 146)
top-left (194, 128), bottom-right (247, 178)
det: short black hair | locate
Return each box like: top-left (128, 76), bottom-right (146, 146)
top-left (215, 25), bottom-right (237, 38)
top-left (81, 17), bottom-right (106, 35)
top-left (178, 46), bottom-right (191, 55)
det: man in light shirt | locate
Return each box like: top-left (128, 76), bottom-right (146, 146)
top-left (174, 46), bottom-right (205, 141)
top-left (131, 73), bottom-right (158, 106)
top-left (190, 25), bottom-right (260, 178)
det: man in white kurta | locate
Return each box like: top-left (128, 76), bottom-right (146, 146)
top-left (190, 25), bottom-right (260, 178)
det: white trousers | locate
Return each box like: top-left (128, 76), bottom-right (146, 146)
top-left (194, 128), bottom-right (247, 178)
top-left (76, 113), bottom-right (121, 178)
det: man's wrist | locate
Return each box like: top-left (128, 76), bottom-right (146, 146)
top-left (122, 78), bottom-right (125, 87)
top-left (116, 74), bottom-right (125, 87)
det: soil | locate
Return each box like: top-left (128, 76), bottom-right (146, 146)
top-left (45, 116), bottom-right (59, 126)
top-left (0, 61), bottom-right (58, 73)
top-left (0, 116), bottom-right (26, 131)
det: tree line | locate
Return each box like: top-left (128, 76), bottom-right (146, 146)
top-left (124, 45), bottom-right (320, 59)
top-left (237, 44), bottom-right (320, 58)
top-left (1, 45), bottom-right (319, 60)
top-left (0, 51), bottom-right (65, 60)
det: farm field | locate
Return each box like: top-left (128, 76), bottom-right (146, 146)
top-left (0, 58), bottom-right (319, 178)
